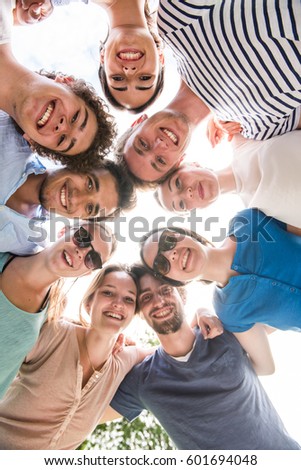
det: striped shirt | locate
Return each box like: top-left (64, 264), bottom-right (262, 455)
top-left (158, 0), bottom-right (301, 140)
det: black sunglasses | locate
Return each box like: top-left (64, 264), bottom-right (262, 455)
top-left (73, 226), bottom-right (103, 271)
top-left (153, 230), bottom-right (178, 276)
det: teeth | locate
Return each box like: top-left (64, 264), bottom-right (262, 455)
top-left (153, 308), bottom-right (171, 318)
top-left (106, 312), bottom-right (123, 320)
top-left (37, 102), bottom-right (54, 127)
top-left (182, 250), bottom-right (190, 270)
top-left (60, 186), bottom-right (67, 208)
top-left (162, 128), bottom-right (178, 145)
top-left (119, 52), bottom-right (142, 60)
top-left (63, 250), bottom-right (73, 267)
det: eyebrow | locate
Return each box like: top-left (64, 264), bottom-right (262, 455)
top-left (60, 109), bottom-right (89, 153)
top-left (111, 85), bottom-right (154, 92)
top-left (103, 283), bottom-right (136, 296)
top-left (89, 173), bottom-right (100, 217)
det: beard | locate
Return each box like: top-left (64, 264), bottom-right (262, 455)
top-left (149, 303), bottom-right (184, 335)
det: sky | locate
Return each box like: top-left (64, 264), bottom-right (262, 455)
top-left (11, 2), bottom-right (301, 446)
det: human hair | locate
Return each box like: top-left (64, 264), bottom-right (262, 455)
top-left (79, 264), bottom-right (140, 326)
top-left (114, 128), bottom-right (179, 190)
top-left (98, 1), bottom-right (165, 113)
top-left (130, 262), bottom-right (187, 306)
top-left (139, 226), bottom-right (214, 286)
top-left (14, 70), bottom-right (117, 169)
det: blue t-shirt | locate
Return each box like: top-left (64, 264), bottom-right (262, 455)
top-left (214, 208), bottom-right (301, 332)
top-left (0, 253), bottom-right (48, 398)
top-left (111, 329), bottom-right (300, 450)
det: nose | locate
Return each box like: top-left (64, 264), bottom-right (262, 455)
top-left (154, 137), bottom-right (169, 150)
top-left (54, 116), bottom-right (69, 133)
top-left (165, 248), bottom-right (178, 264)
top-left (185, 187), bottom-right (193, 199)
top-left (153, 291), bottom-right (165, 306)
top-left (122, 66), bottom-right (137, 76)
top-left (112, 296), bottom-right (124, 310)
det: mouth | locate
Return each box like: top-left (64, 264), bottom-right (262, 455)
top-left (160, 128), bottom-right (178, 145)
top-left (104, 311), bottom-right (124, 321)
top-left (198, 182), bottom-right (204, 200)
top-left (37, 101), bottom-right (55, 128)
top-left (181, 248), bottom-right (191, 271)
top-left (60, 184), bottom-right (68, 210)
top-left (63, 250), bottom-right (73, 268)
top-left (117, 49), bottom-right (144, 61)
top-left (151, 306), bottom-right (173, 320)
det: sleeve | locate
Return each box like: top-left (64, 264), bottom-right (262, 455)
top-left (110, 367), bottom-right (146, 422)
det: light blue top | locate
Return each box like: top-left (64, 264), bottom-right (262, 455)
top-left (214, 208), bottom-right (301, 332)
top-left (0, 253), bottom-right (48, 399)
top-left (0, 112), bottom-right (48, 255)
top-left (111, 329), bottom-right (300, 450)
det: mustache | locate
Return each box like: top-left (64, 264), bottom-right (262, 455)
top-left (150, 301), bottom-right (175, 317)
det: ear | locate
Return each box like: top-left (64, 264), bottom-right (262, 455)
top-left (57, 225), bottom-right (68, 239)
top-left (100, 48), bottom-right (105, 64)
top-left (190, 161), bottom-right (201, 168)
top-left (22, 133), bottom-right (34, 145)
top-left (54, 74), bottom-right (74, 85)
top-left (158, 49), bottom-right (165, 67)
top-left (130, 114), bottom-right (148, 128)
top-left (175, 154), bottom-right (185, 168)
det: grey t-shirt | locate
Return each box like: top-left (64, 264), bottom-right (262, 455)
top-left (111, 329), bottom-right (300, 450)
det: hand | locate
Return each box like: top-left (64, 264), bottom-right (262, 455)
top-left (112, 334), bottom-right (136, 355)
top-left (206, 116), bottom-right (242, 148)
top-left (191, 307), bottom-right (224, 340)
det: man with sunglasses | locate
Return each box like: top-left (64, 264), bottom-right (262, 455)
top-left (100, 265), bottom-right (300, 450)
top-left (0, 149), bottom-right (135, 255)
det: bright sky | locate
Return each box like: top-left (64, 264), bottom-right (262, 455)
top-left (11, 2), bottom-right (301, 447)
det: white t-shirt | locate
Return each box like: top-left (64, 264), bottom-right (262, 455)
top-left (0, 1), bottom-right (14, 45)
top-left (231, 130), bottom-right (301, 227)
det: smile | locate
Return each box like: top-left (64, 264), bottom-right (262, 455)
top-left (160, 128), bottom-right (178, 145)
top-left (152, 306), bottom-right (172, 319)
top-left (63, 250), bottom-right (73, 267)
top-left (182, 248), bottom-right (191, 270)
top-left (60, 184), bottom-right (67, 209)
top-left (198, 182), bottom-right (204, 200)
top-left (104, 312), bottom-right (124, 320)
top-left (118, 50), bottom-right (144, 61)
top-left (37, 101), bottom-right (54, 128)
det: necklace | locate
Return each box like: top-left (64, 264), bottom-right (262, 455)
top-left (84, 333), bottom-right (99, 379)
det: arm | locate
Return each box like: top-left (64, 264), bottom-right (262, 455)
top-left (100, 405), bottom-right (123, 424)
top-left (191, 307), bottom-right (224, 340)
top-left (234, 323), bottom-right (275, 376)
top-left (206, 116), bottom-right (242, 148)
top-left (287, 224), bottom-right (301, 237)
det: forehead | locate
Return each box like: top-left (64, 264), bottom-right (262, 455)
top-left (84, 224), bottom-right (113, 262)
top-left (139, 273), bottom-right (165, 291)
top-left (102, 271), bottom-right (137, 292)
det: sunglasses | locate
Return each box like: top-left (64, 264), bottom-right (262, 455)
top-left (153, 230), bottom-right (179, 276)
top-left (73, 226), bottom-right (103, 271)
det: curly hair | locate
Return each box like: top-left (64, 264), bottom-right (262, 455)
top-left (114, 126), bottom-right (179, 190)
top-left (98, 1), bottom-right (165, 113)
top-left (14, 70), bottom-right (117, 171)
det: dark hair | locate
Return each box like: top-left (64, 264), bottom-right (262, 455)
top-left (14, 70), bottom-right (117, 169)
top-left (98, 1), bottom-right (165, 113)
top-left (139, 226), bottom-right (214, 286)
top-left (130, 262), bottom-right (187, 306)
top-left (114, 127), bottom-right (179, 190)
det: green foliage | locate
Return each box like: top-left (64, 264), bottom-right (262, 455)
top-left (78, 411), bottom-right (175, 450)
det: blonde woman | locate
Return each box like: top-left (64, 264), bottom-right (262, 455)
top-left (0, 263), bottom-right (153, 449)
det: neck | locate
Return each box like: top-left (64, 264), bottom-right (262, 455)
top-left (157, 322), bottom-right (196, 357)
top-left (6, 173), bottom-right (48, 217)
top-left (107, 0), bottom-right (147, 28)
top-left (83, 328), bottom-right (117, 370)
top-left (216, 165), bottom-right (237, 194)
top-left (166, 80), bottom-right (211, 129)
top-left (202, 241), bottom-right (237, 286)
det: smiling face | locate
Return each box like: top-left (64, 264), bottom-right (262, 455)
top-left (157, 163), bottom-right (220, 213)
top-left (101, 27), bottom-right (163, 110)
top-left (88, 271), bottom-right (137, 334)
top-left (15, 76), bottom-right (98, 156)
top-left (123, 110), bottom-right (191, 182)
top-left (47, 223), bottom-right (114, 278)
top-left (139, 274), bottom-right (184, 334)
top-left (141, 229), bottom-right (207, 283)
top-left (39, 167), bottom-right (119, 218)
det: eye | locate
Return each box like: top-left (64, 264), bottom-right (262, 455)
top-left (112, 76), bottom-right (124, 82)
top-left (161, 286), bottom-right (172, 296)
top-left (102, 290), bottom-right (113, 297)
top-left (139, 75), bottom-right (152, 81)
top-left (86, 203), bottom-right (94, 216)
top-left (139, 138), bottom-right (149, 150)
top-left (140, 293), bottom-right (151, 304)
top-left (179, 200), bottom-right (186, 211)
top-left (175, 177), bottom-right (181, 190)
top-left (157, 156), bottom-right (166, 166)
top-left (87, 176), bottom-right (93, 191)
top-left (58, 134), bottom-right (66, 146)
top-left (125, 296), bottom-right (135, 304)
top-left (71, 111), bottom-right (79, 124)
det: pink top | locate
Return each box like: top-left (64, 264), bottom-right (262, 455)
top-left (0, 320), bottom-right (139, 449)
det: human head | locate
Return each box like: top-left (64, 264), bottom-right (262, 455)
top-left (13, 0), bottom-right (54, 26)
top-left (155, 162), bottom-right (220, 213)
top-left (114, 111), bottom-right (191, 186)
top-left (80, 264), bottom-right (140, 328)
top-left (13, 70), bottom-right (116, 162)
top-left (130, 263), bottom-right (187, 334)
top-left (98, 3), bottom-right (165, 112)
top-left (139, 226), bottom-right (213, 285)
top-left (39, 159), bottom-right (137, 219)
